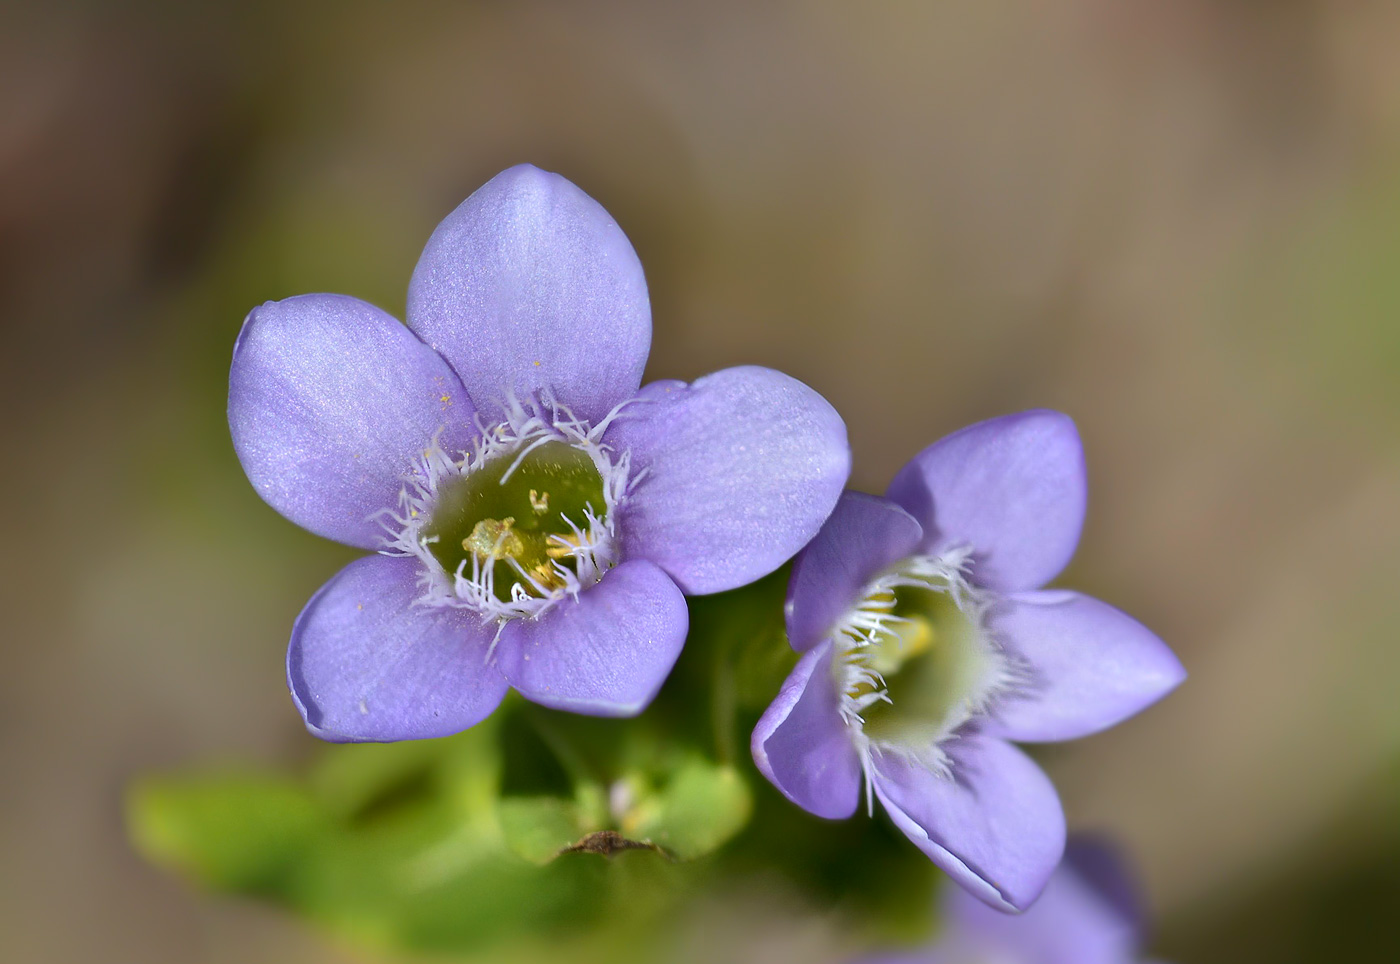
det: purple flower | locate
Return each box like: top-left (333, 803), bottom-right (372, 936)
top-left (229, 165), bottom-right (849, 742)
top-left (859, 838), bottom-right (1166, 964)
top-left (752, 411), bottom-right (1184, 910)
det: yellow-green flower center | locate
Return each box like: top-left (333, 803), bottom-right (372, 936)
top-left (423, 440), bottom-right (607, 602)
top-left (844, 582), bottom-right (998, 746)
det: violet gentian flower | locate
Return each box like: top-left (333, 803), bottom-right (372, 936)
top-left (858, 838), bottom-right (1166, 964)
top-left (752, 411), bottom-right (1183, 910)
top-left (229, 164), bottom-right (849, 742)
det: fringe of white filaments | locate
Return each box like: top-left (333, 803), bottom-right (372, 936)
top-left (375, 391), bottom-right (642, 625)
top-left (830, 549), bottom-right (1021, 814)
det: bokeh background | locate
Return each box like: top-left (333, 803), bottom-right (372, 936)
top-left (3, 1), bottom-right (1399, 961)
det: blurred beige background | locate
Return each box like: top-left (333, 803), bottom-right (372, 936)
top-left (3, 1), bottom-right (1399, 961)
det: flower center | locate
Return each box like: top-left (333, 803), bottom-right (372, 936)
top-left (834, 552), bottom-right (1015, 753)
top-left (381, 394), bottom-right (635, 621)
top-left (854, 584), bottom-right (988, 743)
top-left (422, 440), bottom-right (607, 602)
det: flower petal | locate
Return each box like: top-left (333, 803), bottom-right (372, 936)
top-left (229, 293), bottom-right (475, 549)
top-left (1057, 837), bottom-right (1150, 950)
top-left (492, 559), bottom-right (687, 716)
top-left (870, 736), bottom-right (1066, 912)
top-left (287, 555), bottom-right (508, 742)
top-left (751, 641), bottom-right (863, 819)
top-left (786, 493), bottom-right (924, 652)
top-left (943, 837), bottom-right (1144, 964)
top-left (406, 164), bottom-right (651, 424)
top-left (604, 366), bottom-right (850, 595)
top-left (985, 590), bottom-right (1185, 743)
top-left (886, 410), bottom-right (1086, 592)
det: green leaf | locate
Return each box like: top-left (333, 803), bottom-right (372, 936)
top-left (310, 738), bottom-right (446, 821)
top-left (126, 771), bottom-right (320, 894)
top-left (626, 758), bottom-right (752, 860)
top-left (498, 796), bottom-right (592, 864)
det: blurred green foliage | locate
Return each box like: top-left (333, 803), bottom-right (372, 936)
top-left (127, 568), bottom-right (942, 960)
top-left (130, 719), bottom-right (613, 958)
top-left (129, 773), bottom-right (320, 893)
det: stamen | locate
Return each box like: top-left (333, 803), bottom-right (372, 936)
top-left (830, 548), bottom-right (1022, 777)
top-left (463, 517), bottom-right (523, 559)
top-left (376, 393), bottom-right (642, 626)
top-left (546, 531), bottom-right (585, 560)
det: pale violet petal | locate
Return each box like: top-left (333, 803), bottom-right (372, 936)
top-left (944, 837), bottom-right (1146, 964)
top-left (406, 164), bottom-right (650, 424)
top-left (229, 293), bottom-right (474, 549)
top-left (886, 410), bottom-right (1086, 592)
top-left (786, 493), bottom-right (924, 652)
top-left (604, 366), bottom-right (850, 595)
top-left (986, 591), bottom-right (1185, 744)
top-left (287, 555), bottom-right (508, 742)
top-left (491, 559), bottom-right (687, 716)
top-left (871, 735), bottom-right (1066, 912)
top-left (751, 641), bottom-right (863, 819)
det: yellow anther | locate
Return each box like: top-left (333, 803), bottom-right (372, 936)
top-left (529, 561), bottom-right (568, 591)
top-left (846, 677), bottom-right (880, 701)
top-left (866, 617), bottom-right (936, 676)
top-left (546, 532), bottom-right (584, 559)
top-left (894, 617), bottom-right (935, 660)
top-left (463, 517), bottom-right (524, 560)
top-left (529, 489), bottom-right (550, 514)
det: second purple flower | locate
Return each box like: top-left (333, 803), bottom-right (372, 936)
top-left (752, 411), bottom-right (1184, 911)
